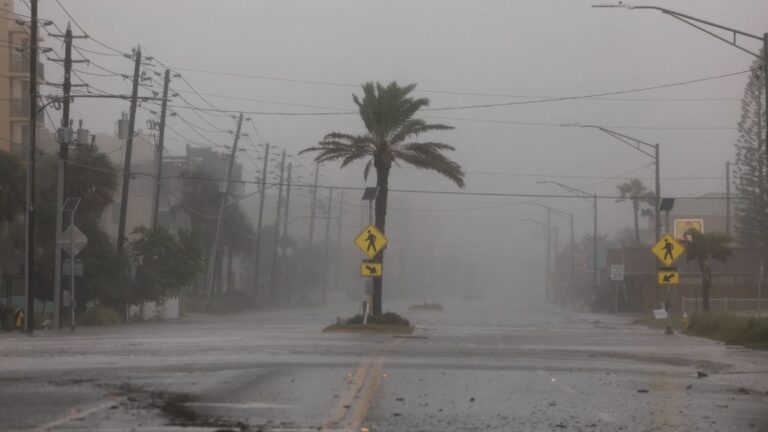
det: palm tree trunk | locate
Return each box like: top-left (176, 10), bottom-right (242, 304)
top-left (701, 258), bottom-right (711, 312)
top-left (372, 162), bottom-right (390, 315)
top-left (633, 201), bottom-right (640, 246)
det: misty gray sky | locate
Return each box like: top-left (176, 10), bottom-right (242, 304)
top-left (27, 0), bottom-right (767, 295)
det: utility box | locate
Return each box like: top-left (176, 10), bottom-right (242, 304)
top-left (77, 128), bottom-right (90, 146)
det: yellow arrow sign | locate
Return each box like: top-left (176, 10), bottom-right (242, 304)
top-left (651, 233), bottom-right (685, 266)
top-left (360, 261), bottom-right (382, 277)
top-left (658, 268), bottom-right (680, 285)
top-left (354, 224), bottom-right (388, 258)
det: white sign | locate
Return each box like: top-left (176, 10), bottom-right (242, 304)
top-left (58, 224), bottom-right (88, 256)
top-left (653, 309), bottom-right (668, 320)
top-left (610, 264), bottom-right (624, 281)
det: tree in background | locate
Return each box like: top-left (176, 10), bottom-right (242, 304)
top-left (41, 146), bottom-right (121, 309)
top-left (177, 166), bottom-right (254, 296)
top-left (616, 178), bottom-right (654, 247)
top-left (127, 226), bottom-right (205, 308)
top-left (0, 150), bottom-right (25, 223)
top-left (680, 229), bottom-right (732, 312)
top-left (301, 82), bottom-right (465, 315)
top-left (734, 50), bottom-right (767, 248)
top-left (0, 150), bottom-right (26, 286)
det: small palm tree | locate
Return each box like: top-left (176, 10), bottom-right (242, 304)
top-left (301, 82), bottom-right (465, 314)
top-left (679, 229), bottom-right (732, 312)
top-left (616, 179), bottom-right (654, 247)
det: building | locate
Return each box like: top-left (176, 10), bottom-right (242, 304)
top-left (667, 192), bottom-right (734, 239)
top-left (0, 0), bottom-right (44, 155)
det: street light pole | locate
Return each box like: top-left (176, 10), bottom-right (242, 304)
top-left (592, 4), bottom-right (767, 228)
top-left (538, 181), bottom-right (599, 308)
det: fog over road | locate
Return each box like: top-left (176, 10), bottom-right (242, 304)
top-left (1, 299), bottom-right (766, 431)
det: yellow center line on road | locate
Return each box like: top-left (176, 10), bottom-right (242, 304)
top-left (650, 374), bottom-right (682, 431)
top-left (323, 358), bottom-right (372, 430)
top-left (322, 335), bottom-right (408, 432)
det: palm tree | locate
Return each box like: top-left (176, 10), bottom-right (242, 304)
top-left (301, 82), bottom-right (465, 314)
top-left (616, 179), bottom-right (654, 247)
top-left (679, 229), bottom-right (732, 312)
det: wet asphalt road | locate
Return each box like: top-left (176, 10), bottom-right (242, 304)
top-left (1, 297), bottom-right (767, 431)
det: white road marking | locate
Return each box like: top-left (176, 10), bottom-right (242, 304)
top-left (39, 399), bottom-right (118, 430)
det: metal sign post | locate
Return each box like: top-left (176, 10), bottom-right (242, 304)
top-left (62, 198), bottom-right (82, 330)
top-left (360, 187), bottom-right (379, 324)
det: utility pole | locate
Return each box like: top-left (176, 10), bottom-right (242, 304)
top-left (206, 113), bottom-right (244, 303)
top-left (252, 143), bottom-right (270, 293)
top-left (726, 161), bottom-right (731, 238)
top-left (545, 207), bottom-right (551, 302)
top-left (280, 162), bottom-right (292, 295)
top-left (334, 191), bottom-right (344, 292)
top-left (151, 69), bottom-right (171, 228)
top-left (569, 212), bottom-right (575, 305)
top-left (593, 193), bottom-right (599, 304)
top-left (322, 188), bottom-right (333, 304)
top-left (49, 23), bottom-right (86, 330)
top-left (116, 46), bottom-right (142, 255)
top-left (269, 150), bottom-right (286, 304)
top-left (23, 0), bottom-right (38, 333)
top-left (308, 162), bottom-right (320, 248)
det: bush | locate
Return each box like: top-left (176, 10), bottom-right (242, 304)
top-left (685, 312), bottom-right (768, 347)
top-left (344, 312), bottom-right (410, 327)
top-left (181, 290), bottom-right (259, 315)
top-left (409, 302), bottom-right (443, 311)
top-left (82, 305), bottom-right (122, 326)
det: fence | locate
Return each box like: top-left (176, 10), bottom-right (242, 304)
top-left (127, 296), bottom-right (179, 321)
top-left (682, 297), bottom-right (764, 316)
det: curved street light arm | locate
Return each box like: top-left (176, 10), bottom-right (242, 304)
top-left (593, 4), bottom-right (763, 59)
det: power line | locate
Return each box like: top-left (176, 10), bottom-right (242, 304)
top-left (166, 64), bottom-right (746, 102)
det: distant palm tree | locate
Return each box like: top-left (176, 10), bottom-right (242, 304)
top-left (616, 179), bottom-right (654, 247)
top-left (301, 82), bottom-right (465, 314)
top-left (680, 229), bottom-right (732, 312)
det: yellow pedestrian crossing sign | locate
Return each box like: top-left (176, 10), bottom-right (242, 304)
top-left (658, 268), bottom-right (680, 285)
top-left (354, 224), bottom-right (388, 258)
top-left (651, 233), bottom-right (684, 266)
top-left (360, 261), bottom-right (382, 277)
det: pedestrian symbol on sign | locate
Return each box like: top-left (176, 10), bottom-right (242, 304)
top-left (366, 230), bottom-right (377, 253)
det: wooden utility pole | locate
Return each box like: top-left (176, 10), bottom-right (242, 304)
top-left (280, 162), bottom-right (292, 295)
top-left (151, 69), bottom-right (171, 228)
top-left (252, 143), bottom-right (270, 293)
top-left (307, 162), bottom-right (319, 247)
top-left (116, 46), bottom-right (142, 255)
top-left (206, 113), bottom-right (244, 303)
top-left (334, 191), bottom-right (344, 292)
top-left (23, 0), bottom-right (38, 333)
top-left (49, 23), bottom-right (86, 330)
top-left (322, 188), bottom-right (333, 304)
top-left (269, 150), bottom-right (286, 304)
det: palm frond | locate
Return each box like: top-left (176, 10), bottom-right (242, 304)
top-left (393, 143), bottom-right (465, 188)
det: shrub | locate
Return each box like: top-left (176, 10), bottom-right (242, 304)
top-left (686, 312), bottom-right (768, 347)
top-left (344, 312), bottom-right (410, 327)
top-left (82, 305), bottom-right (122, 326)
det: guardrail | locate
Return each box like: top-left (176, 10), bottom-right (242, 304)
top-left (682, 297), bottom-right (764, 316)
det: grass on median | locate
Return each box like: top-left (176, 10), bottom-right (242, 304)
top-left (684, 312), bottom-right (768, 350)
top-left (324, 312), bottom-right (413, 334)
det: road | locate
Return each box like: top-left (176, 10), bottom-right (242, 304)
top-left (0, 298), bottom-right (766, 431)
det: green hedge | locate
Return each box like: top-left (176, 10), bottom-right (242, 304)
top-left (685, 312), bottom-right (768, 348)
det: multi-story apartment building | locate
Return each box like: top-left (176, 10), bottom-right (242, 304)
top-left (0, 0), bottom-right (44, 155)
